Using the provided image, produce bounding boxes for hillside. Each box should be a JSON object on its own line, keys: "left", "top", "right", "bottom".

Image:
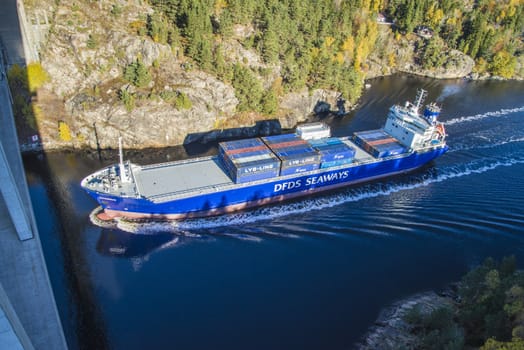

{"left": 15, "top": 0, "right": 524, "bottom": 150}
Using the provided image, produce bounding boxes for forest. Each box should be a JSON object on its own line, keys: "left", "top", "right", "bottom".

{"left": 138, "top": 0, "right": 523, "bottom": 114}
{"left": 404, "top": 256, "right": 524, "bottom": 349}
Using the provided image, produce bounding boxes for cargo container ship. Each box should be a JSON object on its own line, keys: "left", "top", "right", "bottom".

{"left": 81, "top": 90, "right": 448, "bottom": 221}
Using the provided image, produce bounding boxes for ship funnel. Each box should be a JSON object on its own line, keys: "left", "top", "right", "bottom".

{"left": 423, "top": 103, "right": 441, "bottom": 124}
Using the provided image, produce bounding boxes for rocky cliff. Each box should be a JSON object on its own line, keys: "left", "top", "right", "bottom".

{"left": 26, "top": 1, "right": 477, "bottom": 151}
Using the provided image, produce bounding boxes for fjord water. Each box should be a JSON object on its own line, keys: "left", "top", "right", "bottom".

{"left": 25, "top": 75, "right": 524, "bottom": 350}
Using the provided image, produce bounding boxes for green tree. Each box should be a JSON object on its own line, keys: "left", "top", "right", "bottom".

{"left": 260, "top": 88, "right": 278, "bottom": 115}
{"left": 481, "top": 337, "right": 524, "bottom": 350}
{"left": 147, "top": 13, "right": 169, "bottom": 43}
{"left": 421, "top": 36, "right": 446, "bottom": 69}
{"left": 490, "top": 51, "right": 516, "bottom": 78}
{"left": 261, "top": 26, "right": 279, "bottom": 64}
{"left": 124, "top": 59, "right": 151, "bottom": 88}
{"left": 231, "top": 64, "right": 263, "bottom": 112}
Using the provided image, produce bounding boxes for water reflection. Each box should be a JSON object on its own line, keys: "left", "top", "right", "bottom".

{"left": 96, "top": 229, "right": 181, "bottom": 260}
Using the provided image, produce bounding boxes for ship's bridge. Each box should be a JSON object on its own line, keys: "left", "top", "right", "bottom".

{"left": 383, "top": 91, "right": 445, "bottom": 150}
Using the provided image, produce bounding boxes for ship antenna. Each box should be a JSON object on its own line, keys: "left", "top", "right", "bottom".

{"left": 414, "top": 89, "right": 427, "bottom": 111}
{"left": 118, "top": 137, "right": 129, "bottom": 183}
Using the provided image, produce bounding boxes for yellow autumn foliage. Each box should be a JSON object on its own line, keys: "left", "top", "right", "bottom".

{"left": 58, "top": 121, "right": 72, "bottom": 142}
{"left": 27, "top": 62, "right": 49, "bottom": 93}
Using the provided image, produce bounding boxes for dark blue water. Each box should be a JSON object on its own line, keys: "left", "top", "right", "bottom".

{"left": 24, "top": 75, "right": 524, "bottom": 350}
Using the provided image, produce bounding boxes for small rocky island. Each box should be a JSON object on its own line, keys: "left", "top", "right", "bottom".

{"left": 358, "top": 257, "right": 524, "bottom": 349}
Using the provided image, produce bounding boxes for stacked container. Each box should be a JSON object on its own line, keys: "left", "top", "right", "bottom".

{"left": 309, "top": 138, "right": 356, "bottom": 168}
{"left": 353, "top": 129, "right": 406, "bottom": 158}
{"left": 262, "top": 134, "right": 321, "bottom": 176}
{"left": 218, "top": 138, "right": 281, "bottom": 183}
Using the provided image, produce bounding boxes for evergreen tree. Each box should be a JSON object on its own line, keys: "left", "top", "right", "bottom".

{"left": 231, "top": 64, "right": 263, "bottom": 112}
{"left": 124, "top": 58, "right": 151, "bottom": 88}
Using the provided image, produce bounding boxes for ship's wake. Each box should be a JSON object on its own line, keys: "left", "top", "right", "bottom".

{"left": 444, "top": 105, "right": 524, "bottom": 126}
{"left": 449, "top": 135, "right": 524, "bottom": 153}
{"left": 91, "top": 152, "right": 524, "bottom": 234}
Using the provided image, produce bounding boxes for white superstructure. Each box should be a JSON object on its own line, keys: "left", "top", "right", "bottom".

{"left": 383, "top": 89, "right": 446, "bottom": 150}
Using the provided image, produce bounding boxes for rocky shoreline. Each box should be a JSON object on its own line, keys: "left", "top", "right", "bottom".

{"left": 356, "top": 285, "right": 459, "bottom": 349}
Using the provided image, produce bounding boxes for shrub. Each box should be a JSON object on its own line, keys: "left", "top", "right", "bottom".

{"left": 118, "top": 87, "right": 135, "bottom": 111}
{"left": 58, "top": 121, "right": 72, "bottom": 141}
{"left": 111, "top": 4, "right": 122, "bottom": 17}
{"left": 174, "top": 92, "right": 192, "bottom": 110}
{"left": 86, "top": 34, "right": 98, "bottom": 49}
{"left": 27, "top": 62, "right": 49, "bottom": 93}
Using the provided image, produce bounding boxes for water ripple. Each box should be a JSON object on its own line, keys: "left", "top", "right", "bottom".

{"left": 444, "top": 106, "right": 524, "bottom": 126}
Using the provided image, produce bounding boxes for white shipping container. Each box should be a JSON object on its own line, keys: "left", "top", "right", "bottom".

{"left": 297, "top": 123, "right": 331, "bottom": 140}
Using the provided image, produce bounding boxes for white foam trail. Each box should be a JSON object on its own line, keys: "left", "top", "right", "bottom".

{"left": 445, "top": 106, "right": 524, "bottom": 126}
{"left": 449, "top": 136, "right": 524, "bottom": 152}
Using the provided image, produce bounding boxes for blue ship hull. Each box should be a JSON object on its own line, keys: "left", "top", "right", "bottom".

{"left": 84, "top": 146, "right": 448, "bottom": 220}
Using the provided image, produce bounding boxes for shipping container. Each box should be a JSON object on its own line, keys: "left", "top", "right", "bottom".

{"left": 232, "top": 168, "right": 280, "bottom": 183}
{"left": 315, "top": 145, "right": 356, "bottom": 162}
{"left": 279, "top": 152, "right": 321, "bottom": 168}
{"left": 261, "top": 134, "right": 301, "bottom": 144}
{"left": 353, "top": 129, "right": 406, "bottom": 158}
{"left": 296, "top": 123, "right": 331, "bottom": 140}
{"left": 320, "top": 158, "right": 354, "bottom": 169}
{"left": 223, "top": 157, "right": 281, "bottom": 183}
{"left": 370, "top": 143, "right": 406, "bottom": 158}
{"left": 273, "top": 145, "right": 317, "bottom": 157}
{"left": 219, "top": 138, "right": 266, "bottom": 153}
{"left": 262, "top": 135, "right": 309, "bottom": 150}
{"left": 223, "top": 154, "right": 280, "bottom": 173}
{"left": 218, "top": 138, "right": 282, "bottom": 183}
{"left": 308, "top": 137, "right": 343, "bottom": 147}
{"left": 280, "top": 162, "right": 320, "bottom": 176}
{"left": 227, "top": 149, "right": 274, "bottom": 161}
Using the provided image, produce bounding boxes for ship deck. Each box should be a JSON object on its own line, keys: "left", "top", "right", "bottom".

{"left": 343, "top": 138, "right": 374, "bottom": 161}
{"left": 133, "top": 157, "right": 232, "bottom": 198}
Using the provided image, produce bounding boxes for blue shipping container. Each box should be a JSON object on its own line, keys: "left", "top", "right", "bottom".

{"left": 308, "top": 138, "right": 343, "bottom": 147}
{"left": 262, "top": 134, "right": 301, "bottom": 144}
{"left": 369, "top": 143, "right": 406, "bottom": 158}
{"left": 278, "top": 148, "right": 319, "bottom": 159}
{"left": 219, "top": 138, "right": 266, "bottom": 152}
{"left": 233, "top": 169, "right": 280, "bottom": 184}
{"left": 317, "top": 147, "right": 355, "bottom": 162}
{"left": 280, "top": 154, "right": 321, "bottom": 168}
{"left": 320, "top": 158, "right": 354, "bottom": 169}
{"left": 227, "top": 149, "right": 273, "bottom": 160}
{"left": 225, "top": 158, "right": 280, "bottom": 174}
{"left": 280, "top": 162, "right": 320, "bottom": 176}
